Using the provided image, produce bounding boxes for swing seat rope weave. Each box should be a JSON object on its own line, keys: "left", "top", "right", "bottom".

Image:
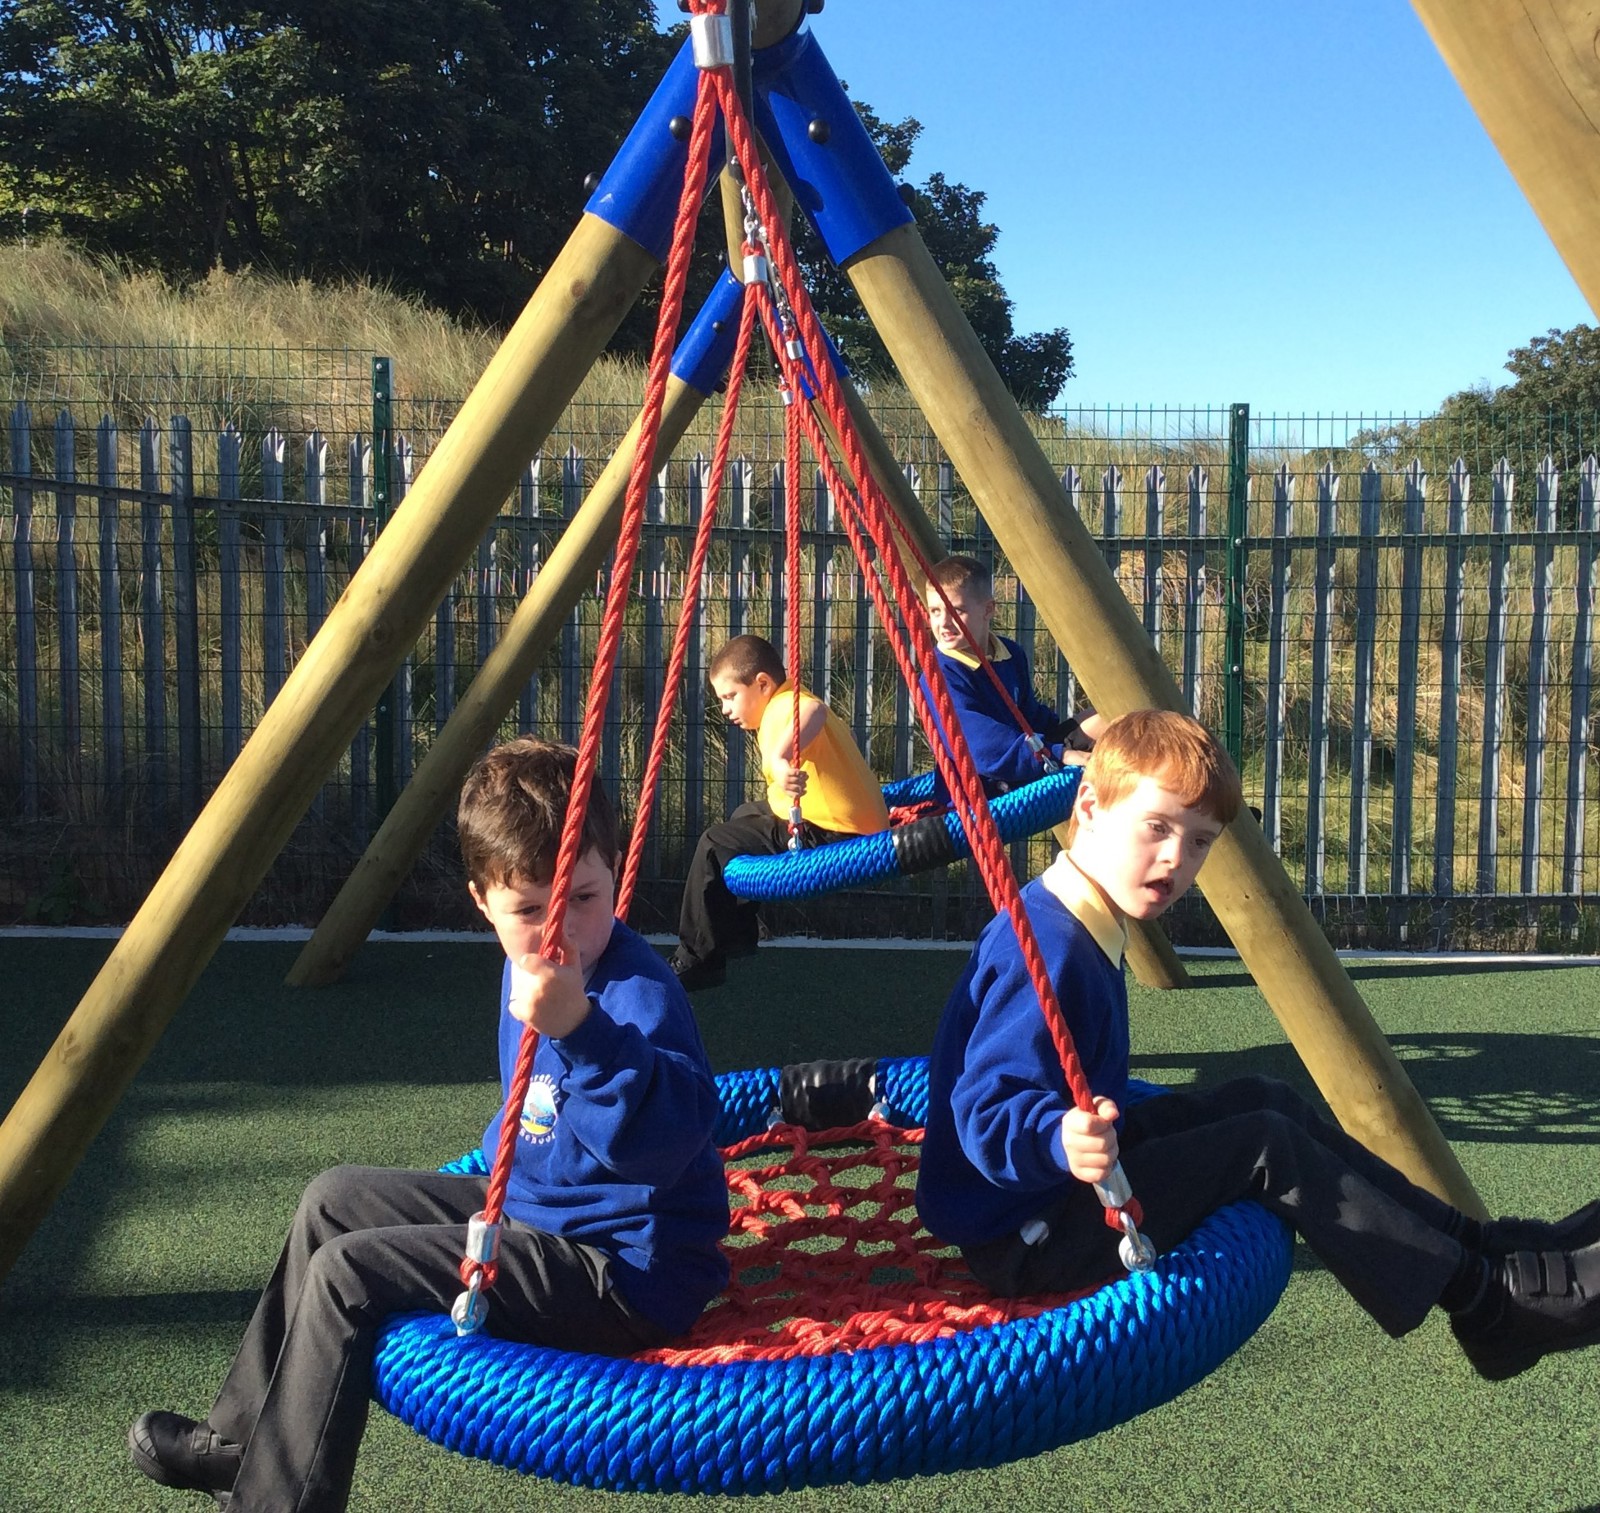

{"left": 723, "top": 766, "right": 1083, "bottom": 902}
{"left": 373, "top": 1057, "right": 1292, "bottom": 1494}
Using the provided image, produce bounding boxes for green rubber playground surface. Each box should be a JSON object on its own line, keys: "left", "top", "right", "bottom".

{"left": 1, "top": 934, "right": 1597, "bottom": 1512}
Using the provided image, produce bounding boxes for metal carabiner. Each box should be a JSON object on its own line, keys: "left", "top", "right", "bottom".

{"left": 1094, "top": 1161, "right": 1157, "bottom": 1273}
{"left": 451, "top": 1275, "right": 489, "bottom": 1337}
{"left": 1026, "top": 731, "right": 1062, "bottom": 774}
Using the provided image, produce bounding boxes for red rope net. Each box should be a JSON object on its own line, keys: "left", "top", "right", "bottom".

{"left": 639, "top": 1120, "right": 1094, "bottom": 1367}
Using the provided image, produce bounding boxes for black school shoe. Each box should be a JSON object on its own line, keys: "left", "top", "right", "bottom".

{"left": 128, "top": 1411, "right": 241, "bottom": 1506}
{"left": 1451, "top": 1246, "right": 1600, "bottom": 1381}
{"left": 1477, "top": 1199, "right": 1600, "bottom": 1256}
{"left": 669, "top": 949, "right": 726, "bottom": 992}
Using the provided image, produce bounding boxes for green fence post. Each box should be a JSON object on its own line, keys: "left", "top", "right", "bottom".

{"left": 371, "top": 357, "right": 397, "bottom": 822}
{"left": 1224, "top": 402, "right": 1249, "bottom": 768}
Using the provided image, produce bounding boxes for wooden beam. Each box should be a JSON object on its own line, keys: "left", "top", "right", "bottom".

{"left": 1410, "top": 0, "right": 1600, "bottom": 314}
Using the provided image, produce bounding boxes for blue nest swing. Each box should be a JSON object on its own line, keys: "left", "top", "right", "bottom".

{"left": 723, "top": 766, "right": 1084, "bottom": 901}
{"left": 372, "top": 1056, "right": 1293, "bottom": 1495}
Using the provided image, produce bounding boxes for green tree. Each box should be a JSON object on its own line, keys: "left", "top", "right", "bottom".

{"left": 0, "top": 1, "right": 674, "bottom": 325}
{"left": 0, "top": 8, "right": 1072, "bottom": 402}
{"left": 1354, "top": 324, "right": 1600, "bottom": 497}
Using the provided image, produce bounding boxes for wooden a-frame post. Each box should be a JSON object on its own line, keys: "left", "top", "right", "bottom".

{"left": 0, "top": 0, "right": 825, "bottom": 1277}
{"left": 1408, "top": 0, "right": 1600, "bottom": 317}
{"left": 286, "top": 270, "right": 747, "bottom": 987}
{"left": 0, "top": 213, "right": 660, "bottom": 1277}
{"left": 842, "top": 227, "right": 1483, "bottom": 1212}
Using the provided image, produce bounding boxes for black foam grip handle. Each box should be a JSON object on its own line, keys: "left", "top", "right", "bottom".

{"left": 890, "top": 813, "right": 961, "bottom": 874}
{"left": 779, "top": 1057, "right": 878, "bottom": 1130}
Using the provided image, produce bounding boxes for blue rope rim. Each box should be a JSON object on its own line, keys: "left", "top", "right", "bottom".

{"left": 723, "top": 766, "right": 1083, "bottom": 902}
{"left": 373, "top": 1059, "right": 1293, "bottom": 1494}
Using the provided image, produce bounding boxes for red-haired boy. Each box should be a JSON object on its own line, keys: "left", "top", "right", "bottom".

{"left": 918, "top": 709, "right": 1600, "bottom": 1382}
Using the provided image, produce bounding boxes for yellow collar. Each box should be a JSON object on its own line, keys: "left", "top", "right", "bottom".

{"left": 1038, "top": 851, "right": 1127, "bottom": 967}
{"left": 942, "top": 633, "right": 1011, "bottom": 672}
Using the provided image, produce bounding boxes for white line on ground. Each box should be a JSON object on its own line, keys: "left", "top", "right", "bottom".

{"left": 3, "top": 925, "right": 1597, "bottom": 967}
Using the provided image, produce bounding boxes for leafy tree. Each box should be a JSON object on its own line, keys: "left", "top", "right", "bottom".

{"left": 0, "top": 8, "right": 1072, "bottom": 404}
{"left": 0, "top": 1, "right": 675, "bottom": 325}
{"left": 1353, "top": 324, "right": 1600, "bottom": 496}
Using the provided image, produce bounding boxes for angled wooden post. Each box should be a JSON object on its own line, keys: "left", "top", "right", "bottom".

{"left": 1409, "top": 0, "right": 1600, "bottom": 316}
{"left": 845, "top": 221, "right": 1483, "bottom": 1214}
{"left": 287, "top": 273, "right": 746, "bottom": 987}
{"left": 0, "top": 214, "right": 661, "bottom": 1279}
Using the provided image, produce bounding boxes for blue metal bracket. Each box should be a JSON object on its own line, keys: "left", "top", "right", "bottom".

{"left": 751, "top": 25, "right": 913, "bottom": 267}
{"left": 586, "top": 19, "right": 912, "bottom": 272}
{"left": 671, "top": 266, "right": 748, "bottom": 394}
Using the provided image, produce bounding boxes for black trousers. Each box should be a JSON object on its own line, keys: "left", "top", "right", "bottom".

{"left": 208, "top": 1165, "right": 669, "bottom": 1512}
{"left": 676, "top": 800, "right": 848, "bottom": 968}
{"left": 962, "top": 1076, "right": 1467, "bottom": 1338}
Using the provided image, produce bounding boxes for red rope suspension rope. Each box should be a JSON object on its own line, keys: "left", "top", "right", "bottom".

{"left": 781, "top": 328, "right": 806, "bottom": 845}
{"left": 617, "top": 278, "right": 763, "bottom": 923}
{"left": 731, "top": 240, "right": 1088, "bottom": 1103}
{"left": 456, "top": 66, "right": 722, "bottom": 1317}
{"left": 710, "top": 47, "right": 1135, "bottom": 1238}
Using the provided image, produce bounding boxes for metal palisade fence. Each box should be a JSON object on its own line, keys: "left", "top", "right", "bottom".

{"left": 0, "top": 358, "right": 1597, "bottom": 950}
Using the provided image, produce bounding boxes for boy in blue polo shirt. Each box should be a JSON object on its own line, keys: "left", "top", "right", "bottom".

{"left": 918, "top": 709, "right": 1600, "bottom": 1383}
{"left": 923, "top": 554, "right": 1104, "bottom": 798}
{"left": 129, "top": 738, "right": 729, "bottom": 1510}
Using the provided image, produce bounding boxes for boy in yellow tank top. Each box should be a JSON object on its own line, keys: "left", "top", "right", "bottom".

{"left": 670, "top": 635, "right": 887, "bottom": 990}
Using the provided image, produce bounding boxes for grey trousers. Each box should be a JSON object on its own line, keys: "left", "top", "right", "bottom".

{"left": 962, "top": 1075, "right": 1468, "bottom": 1338}
{"left": 209, "top": 1164, "right": 669, "bottom": 1512}
{"left": 676, "top": 800, "right": 847, "bottom": 968}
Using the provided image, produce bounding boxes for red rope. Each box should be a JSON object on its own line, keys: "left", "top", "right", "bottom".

{"left": 465, "top": 66, "right": 721, "bottom": 1295}
{"left": 617, "top": 278, "right": 762, "bottom": 922}
{"left": 635, "top": 1120, "right": 1099, "bottom": 1366}
{"left": 782, "top": 338, "right": 805, "bottom": 843}
{"left": 752, "top": 287, "right": 1096, "bottom": 1124}
{"left": 711, "top": 59, "right": 1100, "bottom": 1122}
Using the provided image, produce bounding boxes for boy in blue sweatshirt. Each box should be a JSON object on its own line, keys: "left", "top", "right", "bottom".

{"left": 918, "top": 709, "right": 1600, "bottom": 1383}
{"left": 923, "top": 555, "right": 1105, "bottom": 799}
{"left": 129, "top": 738, "right": 729, "bottom": 1511}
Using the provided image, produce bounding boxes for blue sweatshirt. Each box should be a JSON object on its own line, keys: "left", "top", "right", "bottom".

{"left": 916, "top": 870, "right": 1129, "bottom": 1249}
{"left": 924, "top": 635, "right": 1063, "bottom": 802}
{"left": 480, "top": 920, "right": 730, "bottom": 1334}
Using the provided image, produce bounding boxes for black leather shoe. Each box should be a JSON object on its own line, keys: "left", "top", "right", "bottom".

{"left": 128, "top": 1411, "right": 241, "bottom": 1505}
{"left": 1478, "top": 1199, "right": 1600, "bottom": 1256}
{"left": 1451, "top": 1246, "right": 1600, "bottom": 1381}
{"left": 669, "top": 950, "right": 725, "bottom": 992}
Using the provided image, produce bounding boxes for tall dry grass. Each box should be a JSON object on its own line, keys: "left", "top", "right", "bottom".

{"left": 1, "top": 238, "right": 1596, "bottom": 942}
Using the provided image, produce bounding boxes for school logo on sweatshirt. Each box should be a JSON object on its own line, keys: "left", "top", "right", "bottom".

{"left": 518, "top": 1075, "right": 559, "bottom": 1142}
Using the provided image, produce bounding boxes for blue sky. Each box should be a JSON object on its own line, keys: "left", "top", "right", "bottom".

{"left": 680, "top": 2, "right": 1593, "bottom": 417}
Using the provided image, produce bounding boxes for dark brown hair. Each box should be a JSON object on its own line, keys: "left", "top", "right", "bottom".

{"left": 1082, "top": 710, "right": 1242, "bottom": 825}
{"left": 927, "top": 554, "right": 993, "bottom": 598}
{"left": 457, "top": 737, "right": 623, "bottom": 890}
{"left": 708, "top": 633, "right": 786, "bottom": 687}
